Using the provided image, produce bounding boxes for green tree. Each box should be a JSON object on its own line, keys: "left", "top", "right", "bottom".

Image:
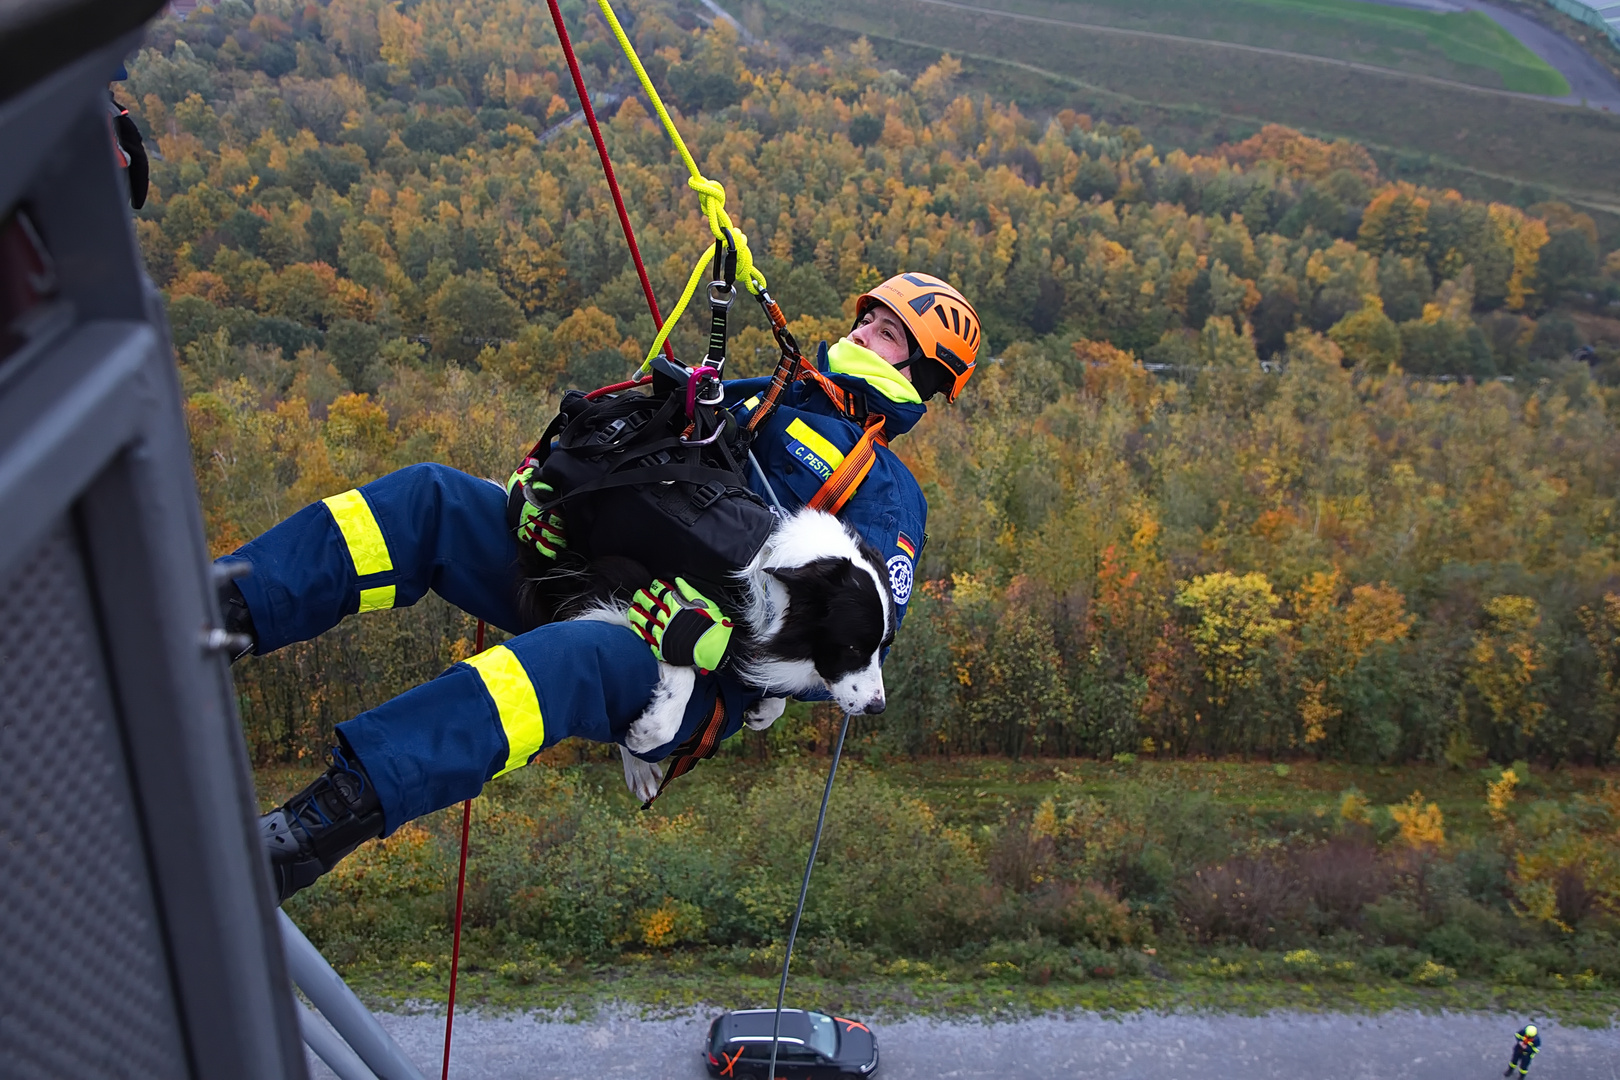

{"left": 1328, "top": 300, "right": 1401, "bottom": 371}
{"left": 427, "top": 272, "right": 524, "bottom": 364}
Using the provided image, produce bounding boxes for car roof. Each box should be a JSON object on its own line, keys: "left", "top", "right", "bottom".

{"left": 719, "top": 1009, "right": 818, "bottom": 1042}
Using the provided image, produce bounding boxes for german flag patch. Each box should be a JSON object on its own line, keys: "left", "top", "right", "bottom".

{"left": 896, "top": 531, "right": 916, "bottom": 559}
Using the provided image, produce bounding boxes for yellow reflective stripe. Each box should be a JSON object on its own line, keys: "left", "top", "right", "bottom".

{"left": 358, "top": 585, "right": 395, "bottom": 612}
{"left": 322, "top": 489, "right": 393, "bottom": 576}
{"left": 785, "top": 417, "right": 844, "bottom": 469}
{"left": 465, "top": 645, "right": 545, "bottom": 777}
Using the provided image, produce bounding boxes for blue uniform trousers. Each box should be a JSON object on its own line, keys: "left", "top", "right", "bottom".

{"left": 221, "top": 463, "right": 749, "bottom": 834}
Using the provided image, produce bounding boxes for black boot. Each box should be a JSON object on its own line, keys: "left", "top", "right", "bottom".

{"left": 260, "top": 746, "right": 383, "bottom": 903}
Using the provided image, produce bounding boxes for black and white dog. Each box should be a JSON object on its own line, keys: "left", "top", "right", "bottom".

{"left": 558, "top": 508, "right": 896, "bottom": 802}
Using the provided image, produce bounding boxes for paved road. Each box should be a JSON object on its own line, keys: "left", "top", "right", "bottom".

{"left": 305, "top": 1007, "right": 1620, "bottom": 1079}
{"left": 1371, "top": 0, "right": 1620, "bottom": 110}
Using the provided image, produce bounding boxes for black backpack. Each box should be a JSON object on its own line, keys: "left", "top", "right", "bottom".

{"left": 505, "top": 370, "right": 775, "bottom": 611}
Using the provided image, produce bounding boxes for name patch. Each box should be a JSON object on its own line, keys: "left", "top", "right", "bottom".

{"left": 785, "top": 417, "right": 845, "bottom": 482}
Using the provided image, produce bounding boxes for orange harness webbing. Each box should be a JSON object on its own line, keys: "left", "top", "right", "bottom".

{"left": 746, "top": 352, "right": 890, "bottom": 515}
{"left": 642, "top": 695, "right": 727, "bottom": 809}
{"left": 808, "top": 412, "right": 887, "bottom": 516}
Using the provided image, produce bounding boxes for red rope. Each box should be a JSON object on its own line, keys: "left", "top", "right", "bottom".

{"left": 441, "top": 618, "right": 484, "bottom": 1080}
{"left": 585, "top": 373, "right": 653, "bottom": 400}
{"left": 444, "top": 13, "right": 669, "bottom": 1071}
{"left": 544, "top": 0, "right": 674, "bottom": 362}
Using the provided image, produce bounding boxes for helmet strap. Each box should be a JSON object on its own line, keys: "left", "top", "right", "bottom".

{"left": 908, "top": 357, "right": 955, "bottom": 401}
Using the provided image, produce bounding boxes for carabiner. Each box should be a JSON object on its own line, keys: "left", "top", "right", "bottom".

{"left": 708, "top": 279, "right": 736, "bottom": 308}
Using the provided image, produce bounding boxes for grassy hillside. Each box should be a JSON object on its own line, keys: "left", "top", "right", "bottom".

{"left": 952, "top": 0, "right": 1573, "bottom": 95}
{"left": 738, "top": 0, "right": 1620, "bottom": 214}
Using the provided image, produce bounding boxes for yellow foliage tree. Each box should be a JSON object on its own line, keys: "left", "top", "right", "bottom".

{"left": 1486, "top": 768, "right": 1518, "bottom": 823}
{"left": 1358, "top": 185, "right": 1430, "bottom": 259}
{"left": 1467, "top": 595, "right": 1547, "bottom": 738}
{"left": 1488, "top": 203, "right": 1550, "bottom": 311}
{"left": 1176, "top": 571, "right": 1289, "bottom": 706}
{"left": 1390, "top": 790, "right": 1445, "bottom": 848}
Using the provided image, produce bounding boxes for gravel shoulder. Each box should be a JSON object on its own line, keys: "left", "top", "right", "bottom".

{"left": 305, "top": 1007, "right": 1620, "bottom": 1079}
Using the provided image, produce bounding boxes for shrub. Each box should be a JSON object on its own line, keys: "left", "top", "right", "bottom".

{"left": 1283, "top": 948, "right": 1324, "bottom": 973}
{"left": 1494, "top": 953, "right": 1542, "bottom": 985}
{"left": 1176, "top": 858, "right": 1305, "bottom": 947}
{"left": 799, "top": 937, "right": 879, "bottom": 980}
{"left": 1293, "top": 838, "right": 1390, "bottom": 931}
{"left": 1570, "top": 932, "right": 1620, "bottom": 980}
{"left": 1018, "top": 882, "right": 1136, "bottom": 949}
{"left": 1364, "top": 945, "right": 1425, "bottom": 978}
{"left": 1410, "top": 959, "right": 1458, "bottom": 986}
{"left": 713, "top": 764, "right": 989, "bottom": 952}
{"left": 1363, "top": 896, "right": 1426, "bottom": 946}
{"left": 1422, "top": 923, "right": 1481, "bottom": 969}
{"left": 987, "top": 818, "right": 1056, "bottom": 893}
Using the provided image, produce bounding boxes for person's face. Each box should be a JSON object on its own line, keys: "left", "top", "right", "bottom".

{"left": 848, "top": 303, "right": 913, "bottom": 376}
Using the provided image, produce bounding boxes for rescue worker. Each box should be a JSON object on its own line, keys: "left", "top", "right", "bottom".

{"left": 1504, "top": 1023, "right": 1540, "bottom": 1077}
{"left": 220, "top": 273, "right": 982, "bottom": 902}
{"left": 108, "top": 65, "right": 148, "bottom": 211}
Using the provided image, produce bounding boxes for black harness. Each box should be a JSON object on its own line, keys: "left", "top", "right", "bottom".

{"left": 504, "top": 236, "right": 775, "bottom": 610}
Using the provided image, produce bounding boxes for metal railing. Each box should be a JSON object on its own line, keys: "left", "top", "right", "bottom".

{"left": 279, "top": 911, "right": 427, "bottom": 1080}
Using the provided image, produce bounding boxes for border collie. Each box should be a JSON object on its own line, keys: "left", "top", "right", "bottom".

{"left": 558, "top": 508, "right": 895, "bottom": 801}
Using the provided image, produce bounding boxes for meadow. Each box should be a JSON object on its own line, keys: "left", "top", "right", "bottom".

{"left": 741, "top": 0, "right": 1620, "bottom": 214}
{"left": 926, "top": 0, "right": 1573, "bottom": 95}
{"left": 265, "top": 743, "right": 1620, "bottom": 1021}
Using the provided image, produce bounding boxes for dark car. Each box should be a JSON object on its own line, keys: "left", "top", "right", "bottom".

{"left": 704, "top": 1008, "right": 879, "bottom": 1078}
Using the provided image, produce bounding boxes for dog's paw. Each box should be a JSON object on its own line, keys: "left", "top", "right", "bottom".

{"left": 623, "top": 663, "right": 694, "bottom": 754}
{"left": 744, "top": 695, "right": 787, "bottom": 731}
{"left": 620, "top": 745, "right": 664, "bottom": 804}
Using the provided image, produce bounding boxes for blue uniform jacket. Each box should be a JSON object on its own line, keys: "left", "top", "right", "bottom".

{"left": 220, "top": 357, "right": 929, "bottom": 830}
{"left": 726, "top": 341, "right": 929, "bottom": 626}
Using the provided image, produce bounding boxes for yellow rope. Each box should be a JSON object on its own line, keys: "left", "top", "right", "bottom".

{"left": 591, "top": 0, "right": 768, "bottom": 370}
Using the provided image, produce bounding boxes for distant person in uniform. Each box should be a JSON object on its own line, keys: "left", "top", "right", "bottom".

{"left": 1504, "top": 1022, "right": 1540, "bottom": 1077}
{"left": 108, "top": 64, "right": 147, "bottom": 211}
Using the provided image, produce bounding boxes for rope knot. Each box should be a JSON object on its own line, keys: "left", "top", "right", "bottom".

{"left": 688, "top": 175, "right": 727, "bottom": 214}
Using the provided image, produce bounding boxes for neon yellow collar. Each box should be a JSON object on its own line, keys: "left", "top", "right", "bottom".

{"left": 826, "top": 339, "right": 922, "bottom": 404}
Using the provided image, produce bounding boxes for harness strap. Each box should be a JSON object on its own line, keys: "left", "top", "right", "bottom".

{"left": 744, "top": 337, "right": 805, "bottom": 435}
{"left": 808, "top": 413, "right": 888, "bottom": 516}
{"left": 533, "top": 461, "right": 748, "bottom": 513}
{"left": 707, "top": 236, "right": 737, "bottom": 370}
{"left": 747, "top": 337, "right": 861, "bottom": 433}
{"left": 642, "top": 695, "right": 727, "bottom": 809}
{"left": 795, "top": 365, "right": 862, "bottom": 418}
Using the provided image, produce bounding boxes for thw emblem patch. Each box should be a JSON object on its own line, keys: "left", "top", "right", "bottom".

{"left": 887, "top": 553, "right": 913, "bottom": 605}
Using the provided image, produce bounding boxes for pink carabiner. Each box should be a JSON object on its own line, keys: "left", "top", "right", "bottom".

{"left": 685, "top": 365, "right": 720, "bottom": 417}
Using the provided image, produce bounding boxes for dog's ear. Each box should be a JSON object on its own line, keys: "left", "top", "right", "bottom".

{"left": 768, "top": 557, "right": 851, "bottom": 587}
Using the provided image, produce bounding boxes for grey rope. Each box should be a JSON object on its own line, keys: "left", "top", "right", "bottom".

{"left": 749, "top": 449, "right": 784, "bottom": 511}
{"left": 767, "top": 709, "right": 852, "bottom": 1080}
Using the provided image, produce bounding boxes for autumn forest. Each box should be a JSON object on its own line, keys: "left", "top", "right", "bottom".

{"left": 123, "top": 0, "right": 1620, "bottom": 775}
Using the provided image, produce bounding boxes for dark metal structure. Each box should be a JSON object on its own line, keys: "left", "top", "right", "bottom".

{"left": 0, "top": 3, "right": 309, "bottom": 1076}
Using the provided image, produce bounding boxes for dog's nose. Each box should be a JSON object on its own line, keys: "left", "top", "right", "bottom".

{"left": 864, "top": 696, "right": 886, "bottom": 715}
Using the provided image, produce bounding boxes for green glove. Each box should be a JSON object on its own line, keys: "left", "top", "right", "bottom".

{"left": 628, "top": 577, "right": 734, "bottom": 673}
{"left": 507, "top": 458, "right": 566, "bottom": 559}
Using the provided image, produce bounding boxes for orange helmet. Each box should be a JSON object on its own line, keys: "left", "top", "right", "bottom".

{"left": 854, "top": 272, "right": 981, "bottom": 402}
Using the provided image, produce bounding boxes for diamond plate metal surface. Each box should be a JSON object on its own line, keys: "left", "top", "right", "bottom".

{"left": 0, "top": 520, "right": 189, "bottom": 1079}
